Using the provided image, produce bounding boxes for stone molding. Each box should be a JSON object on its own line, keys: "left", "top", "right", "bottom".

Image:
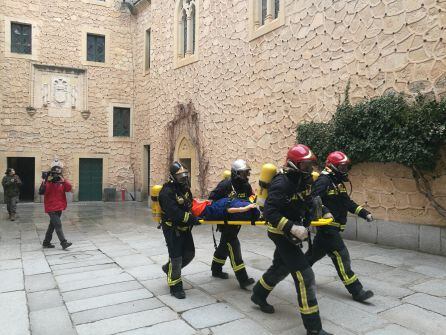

{"left": 31, "top": 64, "right": 88, "bottom": 117}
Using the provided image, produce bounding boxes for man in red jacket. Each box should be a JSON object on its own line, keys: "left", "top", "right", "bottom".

{"left": 39, "top": 165, "right": 73, "bottom": 250}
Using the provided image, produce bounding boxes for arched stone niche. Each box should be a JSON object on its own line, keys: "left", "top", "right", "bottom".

{"left": 174, "top": 134, "right": 198, "bottom": 194}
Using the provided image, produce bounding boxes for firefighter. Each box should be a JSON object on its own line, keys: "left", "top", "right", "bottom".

{"left": 210, "top": 159, "right": 255, "bottom": 289}
{"left": 159, "top": 162, "right": 200, "bottom": 299}
{"left": 306, "top": 151, "right": 374, "bottom": 302}
{"left": 251, "top": 145, "right": 332, "bottom": 335}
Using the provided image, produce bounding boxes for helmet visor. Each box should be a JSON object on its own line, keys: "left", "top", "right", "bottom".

{"left": 337, "top": 163, "right": 350, "bottom": 174}
{"left": 297, "top": 161, "right": 315, "bottom": 174}
{"left": 175, "top": 171, "right": 190, "bottom": 185}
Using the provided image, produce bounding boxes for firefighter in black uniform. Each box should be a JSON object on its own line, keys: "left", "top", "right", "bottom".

{"left": 251, "top": 145, "right": 332, "bottom": 335}
{"left": 306, "top": 151, "right": 374, "bottom": 302}
{"left": 159, "top": 162, "right": 200, "bottom": 299}
{"left": 210, "top": 159, "right": 255, "bottom": 289}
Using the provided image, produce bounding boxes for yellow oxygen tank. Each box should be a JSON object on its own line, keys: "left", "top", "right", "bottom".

{"left": 150, "top": 185, "right": 163, "bottom": 224}
{"left": 222, "top": 170, "right": 231, "bottom": 180}
{"left": 311, "top": 171, "right": 320, "bottom": 182}
{"left": 257, "top": 163, "right": 277, "bottom": 209}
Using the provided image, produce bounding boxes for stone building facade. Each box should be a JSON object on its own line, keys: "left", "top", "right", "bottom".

{"left": 1, "top": 0, "right": 446, "bottom": 246}
{"left": 0, "top": 0, "right": 136, "bottom": 201}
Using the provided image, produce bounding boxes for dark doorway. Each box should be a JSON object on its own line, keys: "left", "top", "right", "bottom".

{"left": 7, "top": 157, "right": 35, "bottom": 202}
{"left": 79, "top": 158, "right": 103, "bottom": 201}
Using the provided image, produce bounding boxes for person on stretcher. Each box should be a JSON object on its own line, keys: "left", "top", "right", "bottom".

{"left": 191, "top": 197, "right": 261, "bottom": 221}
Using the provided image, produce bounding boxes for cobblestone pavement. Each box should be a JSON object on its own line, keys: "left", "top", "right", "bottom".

{"left": 1, "top": 202, "right": 446, "bottom": 335}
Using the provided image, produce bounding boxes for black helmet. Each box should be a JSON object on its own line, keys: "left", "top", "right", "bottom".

{"left": 169, "top": 161, "right": 190, "bottom": 186}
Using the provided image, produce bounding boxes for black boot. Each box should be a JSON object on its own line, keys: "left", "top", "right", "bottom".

{"left": 239, "top": 277, "right": 255, "bottom": 289}
{"left": 212, "top": 270, "right": 229, "bottom": 279}
{"left": 170, "top": 286, "right": 186, "bottom": 299}
{"left": 352, "top": 289, "right": 374, "bottom": 302}
{"left": 251, "top": 292, "right": 275, "bottom": 313}
{"left": 42, "top": 242, "right": 55, "bottom": 248}
{"left": 162, "top": 263, "right": 168, "bottom": 275}
{"left": 251, "top": 281, "right": 275, "bottom": 313}
{"left": 61, "top": 241, "right": 72, "bottom": 250}
{"left": 307, "top": 329, "right": 333, "bottom": 335}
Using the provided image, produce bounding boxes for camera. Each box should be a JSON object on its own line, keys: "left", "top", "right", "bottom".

{"left": 42, "top": 170, "right": 62, "bottom": 183}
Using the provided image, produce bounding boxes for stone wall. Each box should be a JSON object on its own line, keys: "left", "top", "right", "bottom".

{"left": 2, "top": 0, "right": 446, "bottom": 227}
{"left": 0, "top": 0, "right": 136, "bottom": 199}
{"left": 133, "top": 0, "right": 446, "bottom": 226}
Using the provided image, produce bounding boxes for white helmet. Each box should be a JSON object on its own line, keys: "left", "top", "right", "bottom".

{"left": 51, "top": 158, "right": 63, "bottom": 169}
{"left": 231, "top": 159, "right": 251, "bottom": 182}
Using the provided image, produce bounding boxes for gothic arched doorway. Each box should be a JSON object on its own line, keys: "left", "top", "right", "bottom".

{"left": 174, "top": 135, "right": 198, "bottom": 194}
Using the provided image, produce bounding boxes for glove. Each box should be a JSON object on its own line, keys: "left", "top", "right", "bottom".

{"left": 366, "top": 214, "right": 373, "bottom": 222}
{"left": 323, "top": 212, "right": 333, "bottom": 219}
{"left": 290, "top": 225, "right": 308, "bottom": 240}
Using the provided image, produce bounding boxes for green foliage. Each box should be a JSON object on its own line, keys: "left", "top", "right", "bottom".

{"left": 297, "top": 92, "right": 446, "bottom": 171}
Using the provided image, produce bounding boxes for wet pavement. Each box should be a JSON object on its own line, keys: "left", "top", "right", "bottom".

{"left": 1, "top": 202, "right": 446, "bottom": 335}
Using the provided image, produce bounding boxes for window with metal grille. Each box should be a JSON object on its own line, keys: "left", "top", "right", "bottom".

{"left": 11, "top": 22, "right": 32, "bottom": 54}
{"left": 87, "top": 33, "right": 105, "bottom": 62}
{"left": 113, "top": 107, "right": 131, "bottom": 137}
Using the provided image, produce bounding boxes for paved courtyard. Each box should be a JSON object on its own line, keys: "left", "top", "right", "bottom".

{"left": 1, "top": 202, "right": 446, "bottom": 335}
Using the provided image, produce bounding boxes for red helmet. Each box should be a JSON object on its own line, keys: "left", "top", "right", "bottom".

{"left": 286, "top": 144, "right": 317, "bottom": 174}
{"left": 326, "top": 151, "right": 351, "bottom": 174}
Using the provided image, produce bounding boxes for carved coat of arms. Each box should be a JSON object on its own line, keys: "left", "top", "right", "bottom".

{"left": 53, "top": 78, "right": 69, "bottom": 104}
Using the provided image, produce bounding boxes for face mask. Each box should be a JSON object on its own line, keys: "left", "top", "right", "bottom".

{"left": 337, "top": 163, "right": 350, "bottom": 174}
{"left": 175, "top": 171, "right": 190, "bottom": 187}
{"left": 235, "top": 170, "right": 250, "bottom": 182}
{"left": 297, "top": 161, "right": 314, "bottom": 174}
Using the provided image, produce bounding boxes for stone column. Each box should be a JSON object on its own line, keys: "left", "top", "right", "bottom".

{"left": 186, "top": 9, "right": 194, "bottom": 55}
{"left": 178, "top": 15, "right": 185, "bottom": 58}
{"left": 266, "top": 0, "right": 273, "bottom": 23}
{"left": 254, "top": 0, "right": 260, "bottom": 29}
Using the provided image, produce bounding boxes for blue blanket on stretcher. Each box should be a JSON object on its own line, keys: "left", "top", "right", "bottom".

{"left": 201, "top": 198, "right": 261, "bottom": 221}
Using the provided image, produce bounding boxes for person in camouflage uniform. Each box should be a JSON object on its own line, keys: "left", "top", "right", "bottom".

{"left": 2, "top": 168, "right": 22, "bottom": 221}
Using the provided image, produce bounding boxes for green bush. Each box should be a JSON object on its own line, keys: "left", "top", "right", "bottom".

{"left": 297, "top": 92, "right": 446, "bottom": 171}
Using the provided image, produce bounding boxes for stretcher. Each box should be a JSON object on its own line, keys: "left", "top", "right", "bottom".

{"left": 197, "top": 218, "right": 333, "bottom": 227}
{"left": 151, "top": 163, "right": 332, "bottom": 228}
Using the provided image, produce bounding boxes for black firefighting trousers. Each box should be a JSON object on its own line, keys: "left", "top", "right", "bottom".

{"left": 253, "top": 232, "right": 322, "bottom": 333}
{"left": 211, "top": 225, "right": 249, "bottom": 283}
{"left": 162, "top": 225, "right": 195, "bottom": 291}
{"left": 306, "top": 227, "right": 363, "bottom": 295}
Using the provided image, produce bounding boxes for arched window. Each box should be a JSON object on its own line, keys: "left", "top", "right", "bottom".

{"left": 174, "top": 0, "right": 199, "bottom": 68}
{"left": 249, "top": 0, "right": 285, "bottom": 40}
